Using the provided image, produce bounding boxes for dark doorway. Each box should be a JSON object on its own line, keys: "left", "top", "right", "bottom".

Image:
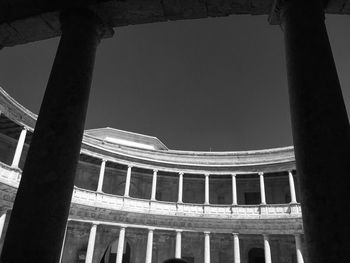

{"left": 100, "top": 241, "right": 131, "bottom": 263}
{"left": 248, "top": 248, "right": 265, "bottom": 263}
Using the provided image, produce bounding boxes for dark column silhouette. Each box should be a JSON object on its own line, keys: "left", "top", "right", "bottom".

{"left": 0, "top": 9, "right": 110, "bottom": 263}
{"left": 281, "top": 0, "right": 350, "bottom": 262}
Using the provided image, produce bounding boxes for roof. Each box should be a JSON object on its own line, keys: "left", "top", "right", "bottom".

{"left": 85, "top": 127, "right": 168, "bottom": 151}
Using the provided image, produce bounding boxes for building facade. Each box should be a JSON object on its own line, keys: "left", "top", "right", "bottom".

{"left": 0, "top": 87, "right": 305, "bottom": 263}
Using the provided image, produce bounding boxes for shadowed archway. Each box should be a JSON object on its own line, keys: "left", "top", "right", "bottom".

{"left": 100, "top": 240, "right": 131, "bottom": 263}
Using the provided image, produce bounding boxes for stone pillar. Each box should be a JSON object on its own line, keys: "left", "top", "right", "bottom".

{"left": 0, "top": 9, "right": 110, "bottom": 263}
{"left": 145, "top": 229, "right": 154, "bottom": 263}
{"left": 277, "top": 0, "right": 350, "bottom": 261}
{"left": 86, "top": 224, "right": 98, "bottom": 263}
{"left": 151, "top": 169, "right": 158, "bottom": 200}
{"left": 288, "top": 171, "right": 297, "bottom": 203}
{"left": 97, "top": 159, "right": 106, "bottom": 192}
{"left": 233, "top": 233, "right": 240, "bottom": 263}
{"left": 232, "top": 173, "right": 238, "bottom": 205}
{"left": 259, "top": 172, "right": 266, "bottom": 205}
{"left": 175, "top": 230, "right": 182, "bottom": 258}
{"left": 116, "top": 227, "right": 126, "bottom": 263}
{"left": 177, "top": 172, "right": 183, "bottom": 203}
{"left": 59, "top": 222, "right": 68, "bottom": 263}
{"left": 0, "top": 212, "right": 6, "bottom": 240}
{"left": 204, "top": 174, "right": 210, "bottom": 205}
{"left": 11, "top": 127, "right": 27, "bottom": 167}
{"left": 295, "top": 234, "right": 304, "bottom": 263}
{"left": 124, "top": 166, "right": 132, "bottom": 197}
{"left": 263, "top": 234, "right": 272, "bottom": 263}
{"left": 204, "top": 231, "right": 210, "bottom": 263}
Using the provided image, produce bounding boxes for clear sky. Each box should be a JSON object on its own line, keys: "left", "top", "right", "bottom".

{"left": 1, "top": 14, "right": 350, "bottom": 151}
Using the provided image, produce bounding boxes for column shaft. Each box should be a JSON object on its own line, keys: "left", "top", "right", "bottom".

{"left": 175, "top": 230, "right": 182, "bottom": 258}
{"left": 259, "top": 173, "right": 266, "bottom": 205}
{"left": 233, "top": 233, "right": 240, "bottom": 263}
{"left": 280, "top": 0, "right": 350, "bottom": 261}
{"left": 288, "top": 171, "right": 297, "bottom": 203}
{"left": 11, "top": 127, "right": 27, "bottom": 167}
{"left": 97, "top": 159, "right": 106, "bottom": 192}
{"left": 0, "top": 9, "right": 108, "bottom": 263}
{"left": 232, "top": 174, "right": 237, "bottom": 205}
{"left": 204, "top": 174, "right": 210, "bottom": 204}
{"left": 116, "top": 227, "right": 126, "bottom": 263}
{"left": 85, "top": 224, "right": 97, "bottom": 263}
{"left": 295, "top": 235, "right": 304, "bottom": 263}
{"left": 151, "top": 170, "right": 158, "bottom": 200}
{"left": 177, "top": 172, "right": 183, "bottom": 203}
{"left": 263, "top": 235, "right": 272, "bottom": 263}
{"left": 124, "top": 166, "right": 132, "bottom": 197}
{"left": 0, "top": 212, "right": 6, "bottom": 240}
{"left": 204, "top": 232, "right": 210, "bottom": 263}
{"left": 145, "top": 229, "right": 154, "bottom": 263}
{"left": 59, "top": 222, "right": 68, "bottom": 263}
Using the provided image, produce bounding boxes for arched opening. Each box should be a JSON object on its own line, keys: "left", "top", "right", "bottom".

{"left": 100, "top": 240, "right": 131, "bottom": 263}
{"left": 248, "top": 248, "right": 265, "bottom": 263}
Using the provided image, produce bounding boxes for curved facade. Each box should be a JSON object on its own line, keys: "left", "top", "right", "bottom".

{"left": 0, "top": 87, "right": 305, "bottom": 263}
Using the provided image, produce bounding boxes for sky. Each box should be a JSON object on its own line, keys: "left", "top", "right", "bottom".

{"left": 1, "top": 14, "right": 350, "bottom": 151}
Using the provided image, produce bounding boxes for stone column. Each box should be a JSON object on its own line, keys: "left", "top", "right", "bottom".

{"left": 0, "top": 9, "right": 110, "bottom": 263}
{"left": 11, "top": 127, "right": 27, "bottom": 167}
{"left": 116, "top": 227, "right": 126, "bottom": 263}
{"left": 232, "top": 173, "right": 238, "bottom": 205}
{"left": 204, "top": 231, "right": 210, "bottom": 263}
{"left": 97, "top": 159, "right": 106, "bottom": 192}
{"left": 177, "top": 172, "right": 183, "bottom": 203}
{"left": 145, "top": 228, "right": 154, "bottom": 263}
{"left": 288, "top": 171, "right": 297, "bottom": 203}
{"left": 151, "top": 169, "right": 158, "bottom": 200}
{"left": 295, "top": 234, "right": 304, "bottom": 263}
{"left": 204, "top": 174, "right": 210, "bottom": 205}
{"left": 277, "top": 0, "right": 350, "bottom": 261}
{"left": 0, "top": 212, "right": 6, "bottom": 240}
{"left": 86, "top": 224, "right": 98, "bottom": 263}
{"left": 259, "top": 172, "right": 266, "bottom": 205}
{"left": 233, "top": 233, "right": 240, "bottom": 263}
{"left": 175, "top": 230, "right": 182, "bottom": 258}
{"left": 59, "top": 222, "right": 68, "bottom": 263}
{"left": 124, "top": 166, "right": 132, "bottom": 197}
{"left": 263, "top": 234, "right": 272, "bottom": 263}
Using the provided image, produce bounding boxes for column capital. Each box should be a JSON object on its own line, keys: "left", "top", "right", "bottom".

{"left": 179, "top": 172, "right": 184, "bottom": 176}
{"left": 203, "top": 231, "right": 210, "bottom": 235}
{"left": 101, "top": 158, "right": 107, "bottom": 163}
{"left": 60, "top": 8, "right": 114, "bottom": 40}
{"left": 231, "top": 173, "right": 237, "bottom": 177}
{"left": 258, "top": 172, "right": 264, "bottom": 176}
{"left": 232, "top": 232, "right": 239, "bottom": 236}
{"left": 153, "top": 169, "right": 158, "bottom": 173}
{"left": 148, "top": 228, "right": 155, "bottom": 232}
{"left": 175, "top": 229, "right": 183, "bottom": 233}
{"left": 119, "top": 225, "right": 127, "bottom": 230}
{"left": 127, "top": 165, "right": 133, "bottom": 169}
{"left": 204, "top": 173, "right": 210, "bottom": 177}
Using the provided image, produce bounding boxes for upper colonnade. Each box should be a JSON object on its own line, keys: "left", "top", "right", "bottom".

{"left": 0, "top": 87, "right": 295, "bottom": 174}
{"left": 0, "top": 0, "right": 350, "bottom": 48}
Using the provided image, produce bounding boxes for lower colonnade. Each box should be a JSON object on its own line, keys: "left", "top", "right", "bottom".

{"left": 57, "top": 219, "right": 305, "bottom": 263}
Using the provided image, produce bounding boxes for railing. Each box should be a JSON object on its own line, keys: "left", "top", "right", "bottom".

{"left": 0, "top": 161, "right": 302, "bottom": 220}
